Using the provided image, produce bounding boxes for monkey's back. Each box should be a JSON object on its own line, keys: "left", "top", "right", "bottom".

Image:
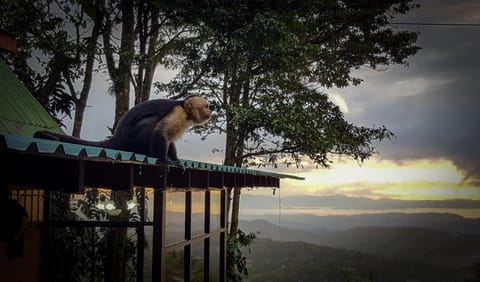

{"left": 106, "top": 99, "right": 184, "bottom": 155}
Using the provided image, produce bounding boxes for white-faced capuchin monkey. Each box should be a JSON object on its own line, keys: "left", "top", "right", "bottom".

{"left": 34, "top": 96, "right": 212, "bottom": 167}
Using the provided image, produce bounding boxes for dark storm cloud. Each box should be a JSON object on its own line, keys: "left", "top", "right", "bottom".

{"left": 336, "top": 0, "right": 480, "bottom": 184}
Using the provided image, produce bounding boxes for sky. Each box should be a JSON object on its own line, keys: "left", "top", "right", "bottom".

{"left": 63, "top": 0, "right": 480, "bottom": 202}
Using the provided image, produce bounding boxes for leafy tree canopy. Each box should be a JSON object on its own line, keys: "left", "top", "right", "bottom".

{"left": 159, "top": 0, "right": 419, "bottom": 168}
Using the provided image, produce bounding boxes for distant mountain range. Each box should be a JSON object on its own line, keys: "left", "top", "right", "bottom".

{"left": 240, "top": 219, "right": 480, "bottom": 266}
{"left": 240, "top": 194, "right": 480, "bottom": 210}
{"left": 241, "top": 212, "right": 480, "bottom": 233}
{"left": 239, "top": 214, "right": 480, "bottom": 281}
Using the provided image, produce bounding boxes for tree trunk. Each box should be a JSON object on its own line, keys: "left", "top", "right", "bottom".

{"left": 140, "top": 57, "right": 157, "bottom": 102}
{"left": 104, "top": 191, "right": 130, "bottom": 282}
{"left": 224, "top": 56, "right": 245, "bottom": 234}
{"left": 224, "top": 102, "right": 237, "bottom": 233}
{"left": 229, "top": 187, "right": 241, "bottom": 234}
{"left": 99, "top": 2, "right": 134, "bottom": 280}
{"left": 72, "top": 1, "right": 104, "bottom": 137}
{"left": 114, "top": 0, "right": 135, "bottom": 128}
{"left": 135, "top": 5, "right": 159, "bottom": 104}
{"left": 228, "top": 62, "right": 251, "bottom": 235}
{"left": 103, "top": 0, "right": 135, "bottom": 130}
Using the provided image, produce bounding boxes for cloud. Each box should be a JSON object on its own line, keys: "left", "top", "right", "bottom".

{"left": 331, "top": 0, "right": 480, "bottom": 185}
{"left": 328, "top": 93, "right": 349, "bottom": 113}
{"left": 293, "top": 180, "right": 480, "bottom": 201}
{"left": 277, "top": 158, "right": 478, "bottom": 200}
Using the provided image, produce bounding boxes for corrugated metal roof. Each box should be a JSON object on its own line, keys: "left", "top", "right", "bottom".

{"left": 0, "top": 59, "right": 303, "bottom": 181}
{"left": 0, "top": 134, "right": 304, "bottom": 180}
{"left": 0, "top": 60, "right": 63, "bottom": 136}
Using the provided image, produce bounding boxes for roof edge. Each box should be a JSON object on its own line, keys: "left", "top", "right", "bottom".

{"left": 1, "top": 134, "right": 304, "bottom": 181}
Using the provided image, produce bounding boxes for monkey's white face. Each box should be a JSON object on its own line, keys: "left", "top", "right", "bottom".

{"left": 184, "top": 96, "right": 212, "bottom": 125}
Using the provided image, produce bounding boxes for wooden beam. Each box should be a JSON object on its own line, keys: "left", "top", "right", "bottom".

{"left": 0, "top": 30, "right": 16, "bottom": 53}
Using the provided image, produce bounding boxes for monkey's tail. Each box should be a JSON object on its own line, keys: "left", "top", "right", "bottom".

{"left": 33, "top": 131, "right": 107, "bottom": 147}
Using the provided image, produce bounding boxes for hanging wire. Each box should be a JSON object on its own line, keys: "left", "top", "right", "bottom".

{"left": 278, "top": 187, "right": 282, "bottom": 226}
{"left": 391, "top": 22, "right": 480, "bottom": 27}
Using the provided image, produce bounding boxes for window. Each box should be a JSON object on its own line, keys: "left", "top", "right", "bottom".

{"left": 10, "top": 188, "right": 44, "bottom": 223}
{"left": 9, "top": 186, "right": 226, "bottom": 281}
{"left": 164, "top": 188, "right": 226, "bottom": 281}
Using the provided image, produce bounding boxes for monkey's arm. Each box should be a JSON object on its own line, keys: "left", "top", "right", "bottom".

{"left": 167, "top": 143, "right": 184, "bottom": 168}
{"left": 150, "top": 128, "right": 169, "bottom": 162}
{"left": 150, "top": 130, "right": 184, "bottom": 170}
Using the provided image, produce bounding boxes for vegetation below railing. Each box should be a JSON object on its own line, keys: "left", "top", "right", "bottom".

{"left": 244, "top": 238, "right": 480, "bottom": 282}
{"left": 227, "top": 229, "right": 258, "bottom": 282}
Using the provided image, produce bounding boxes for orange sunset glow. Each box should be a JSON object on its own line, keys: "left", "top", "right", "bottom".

{"left": 279, "top": 158, "right": 480, "bottom": 201}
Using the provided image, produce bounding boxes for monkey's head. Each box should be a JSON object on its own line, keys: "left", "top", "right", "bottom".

{"left": 184, "top": 96, "right": 212, "bottom": 125}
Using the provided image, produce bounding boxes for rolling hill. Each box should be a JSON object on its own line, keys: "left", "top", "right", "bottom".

{"left": 241, "top": 212, "right": 480, "bottom": 233}
{"left": 244, "top": 239, "right": 475, "bottom": 282}
{"left": 240, "top": 216, "right": 480, "bottom": 269}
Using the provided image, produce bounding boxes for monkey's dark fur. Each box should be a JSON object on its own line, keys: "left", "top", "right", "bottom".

{"left": 34, "top": 96, "right": 211, "bottom": 165}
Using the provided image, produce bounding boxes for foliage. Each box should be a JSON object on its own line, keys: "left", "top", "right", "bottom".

{"left": 47, "top": 189, "right": 141, "bottom": 282}
{"left": 245, "top": 238, "right": 465, "bottom": 282}
{"left": 235, "top": 87, "right": 394, "bottom": 168}
{"left": 226, "top": 229, "right": 258, "bottom": 281}
{"left": 159, "top": 0, "right": 419, "bottom": 168}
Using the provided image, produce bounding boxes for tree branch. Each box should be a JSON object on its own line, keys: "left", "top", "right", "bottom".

{"left": 241, "top": 146, "right": 300, "bottom": 160}
{"left": 102, "top": 16, "right": 118, "bottom": 84}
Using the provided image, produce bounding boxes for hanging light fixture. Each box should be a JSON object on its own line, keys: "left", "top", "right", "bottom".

{"left": 104, "top": 200, "right": 122, "bottom": 216}
{"left": 126, "top": 200, "right": 137, "bottom": 210}
{"left": 96, "top": 200, "right": 106, "bottom": 210}
{"left": 105, "top": 200, "right": 116, "bottom": 210}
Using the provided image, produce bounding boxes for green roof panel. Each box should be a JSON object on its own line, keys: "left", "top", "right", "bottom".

{"left": 0, "top": 60, "right": 63, "bottom": 136}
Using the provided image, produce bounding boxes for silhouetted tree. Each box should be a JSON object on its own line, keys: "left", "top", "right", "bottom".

{"left": 159, "top": 1, "right": 420, "bottom": 278}
{"left": 159, "top": 0, "right": 419, "bottom": 235}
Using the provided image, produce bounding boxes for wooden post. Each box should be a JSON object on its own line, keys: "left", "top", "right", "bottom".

{"left": 152, "top": 168, "right": 167, "bottom": 282}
